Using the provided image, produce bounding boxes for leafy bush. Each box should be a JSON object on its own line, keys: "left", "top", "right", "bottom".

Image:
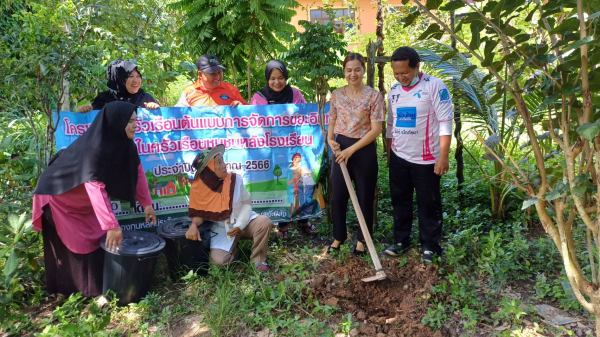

{"left": 0, "top": 213, "right": 42, "bottom": 324}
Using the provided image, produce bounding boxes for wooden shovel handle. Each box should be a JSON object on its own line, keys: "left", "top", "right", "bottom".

{"left": 337, "top": 156, "right": 384, "bottom": 272}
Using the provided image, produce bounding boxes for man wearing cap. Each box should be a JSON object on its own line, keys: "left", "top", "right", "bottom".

{"left": 175, "top": 54, "right": 247, "bottom": 107}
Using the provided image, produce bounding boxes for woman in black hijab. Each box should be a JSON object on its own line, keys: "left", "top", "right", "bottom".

{"left": 249, "top": 60, "right": 306, "bottom": 105}
{"left": 32, "top": 101, "right": 157, "bottom": 297}
{"left": 76, "top": 60, "right": 160, "bottom": 113}
{"left": 249, "top": 60, "right": 316, "bottom": 240}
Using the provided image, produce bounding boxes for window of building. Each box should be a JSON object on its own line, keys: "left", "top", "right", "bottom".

{"left": 310, "top": 8, "right": 355, "bottom": 33}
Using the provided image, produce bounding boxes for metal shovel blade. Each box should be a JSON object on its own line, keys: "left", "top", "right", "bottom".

{"left": 361, "top": 270, "right": 387, "bottom": 283}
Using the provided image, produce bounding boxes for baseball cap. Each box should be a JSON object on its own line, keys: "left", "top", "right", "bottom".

{"left": 196, "top": 54, "right": 227, "bottom": 74}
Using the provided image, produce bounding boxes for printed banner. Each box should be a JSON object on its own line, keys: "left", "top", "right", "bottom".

{"left": 54, "top": 104, "right": 330, "bottom": 231}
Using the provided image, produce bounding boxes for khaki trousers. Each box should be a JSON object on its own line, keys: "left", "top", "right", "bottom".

{"left": 210, "top": 215, "right": 272, "bottom": 266}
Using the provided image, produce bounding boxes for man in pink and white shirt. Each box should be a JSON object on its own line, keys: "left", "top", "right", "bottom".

{"left": 384, "top": 46, "right": 453, "bottom": 263}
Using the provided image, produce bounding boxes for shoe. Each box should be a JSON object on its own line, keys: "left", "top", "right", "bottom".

{"left": 352, "top": 240, "right": 367, "bottom": 256}
{"left": 299, "top": 220, "right": 318, "bottom": 236}
{"left": 275, "top": 224, "right": 290, "bottom": 240}
{"left": 422, "top": 250, "right": 445, "bottom": 263}
{"left": 254, "top": 261, "right": 268, "bottom": 272}
{"left": 327, "top": 242, "right": 341, "bottom": 254}
{"left": 384, "top": 243, "right": 409, "bottom": 257}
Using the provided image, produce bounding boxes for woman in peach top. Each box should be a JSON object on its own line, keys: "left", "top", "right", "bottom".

{"left": 327, "top": 53, "right": 385, "bottom": 256}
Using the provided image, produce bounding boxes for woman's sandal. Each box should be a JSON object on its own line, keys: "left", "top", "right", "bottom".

{"left": 352, "top": 240, "right": 367, "bottom": 257}
{"left": 275, "top": 225, "right": 290, "bottom": 240}
{"left": 326, "top": 241, "right": 341, "bottom": 254}
{"left": 254, "top": 261, "right": 268, "bottom": 272}
{"left": 299, "top": 221, "right": 318, "bottom": 236}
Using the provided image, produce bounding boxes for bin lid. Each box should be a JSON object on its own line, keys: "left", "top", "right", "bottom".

{"left": 157, "top": 217, "right": 194, "bottom": 239}
{"left": 100, "top": 230, "right": 165, "bottom": 256}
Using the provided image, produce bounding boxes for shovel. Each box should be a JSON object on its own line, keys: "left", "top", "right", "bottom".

{"left": 337, "top": 155, "right": 387, "bottom": 283}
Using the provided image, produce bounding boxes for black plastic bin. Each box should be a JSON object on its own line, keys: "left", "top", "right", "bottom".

{"left": 100, "top": 230, "right": 165, "bottom": 305}
{"left": 157, "top": 217, "right": 211, "bottom": 278}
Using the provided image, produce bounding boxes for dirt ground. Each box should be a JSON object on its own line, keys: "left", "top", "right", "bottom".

{"left": 309, "top": 254, "right": 443, "bottom": 337}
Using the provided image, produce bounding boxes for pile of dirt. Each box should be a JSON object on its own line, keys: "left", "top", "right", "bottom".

{"left": 309, "top": 255, "right": 443, "bottom": 337}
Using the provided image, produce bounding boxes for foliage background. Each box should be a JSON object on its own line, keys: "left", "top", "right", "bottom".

{"left": 1, "top": 0, "right": 600, "bottom": 335}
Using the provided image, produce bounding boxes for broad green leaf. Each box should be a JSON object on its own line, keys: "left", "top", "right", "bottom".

{"left": 572, "top": 185, "right": 588, "bottom": 198}
{"left": 426, "top": 0, "right": 443, "bottom": 10}
{"left": 469, "top": 21, "right": 484, "bottom": 50}
{"left": 481, "top": 73, "right": 494, "bottom": 86}
{"left": 522, "top": 198, "right": 540, "bottom": 210}
{"left": 525, "top": 7, "right": 536, "bottom": 22}
{"left": 418, "top": 24, "right": 442, "bottom": 40}
{"left": 14, "top": 219, "right": 33, "bottom": 244}
{"left": 178, "top": 61, "right": 197, "bottom": 72}
{"left": 439, "top": 50, "right": 459, "bottom": 63}
{"left": 502, "top": 25, "right": 521, "bottom": 36}
{"left": 561, "top": 36, "right": 595, "bottom": 54}
{"left": 10, "top": 173, "right": 35, "bottom": 181}
{"left": 535, "top": 54, "right": 557, "bottom": 64}
{"left": 560, "top": 83, "right": 578, "bottom": 95}
{"left": 0, "top": 294, "right": 10, "bottom": 304}
{"left": 572, "top": 173, "right": 591, "bottom": 183}
{"left": 577, "top": 121, "right": 600, "bottom": 141}
{"left": 544, "top": 190, "right": 561, "bottom": 201}
{"left": 484, "top": 40, "right": 499, "bottom": 65}
{"left": 404, "top": 11, "right": 421, "bottom": 27}
{"left": 441, "top": 0, "right": 465, "bottom": 10}
{"left": 550, "top": 17, "right": 580, "bottom": 34}
{"left": 542, "top": 95, "right": 558, "bottom": 108}
{"left": 488, "top": 91, "right": 504, "bottom": 105}
{"left": 0, "top": 135, "right": 14, "bottom": 150}
{"left": 482, "top": 1, "right": 499, "bottom": 14}
{"left": 461, "top": 65, "right": 478, "bottom": 80}
{"left": 588, "top": 11, "right": 600, "bottom": 21}
{"left": 3, "top": 250, "right": 18, "bottom": 278}
{"left": 491, "top": 0, "right": 505, "bottom": 17}
{"left": 7, "top": 214, "right": 19, "bottom": 235}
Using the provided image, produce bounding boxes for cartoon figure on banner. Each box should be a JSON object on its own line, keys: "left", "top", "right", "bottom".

{"left": 287, "top": 153, "right": 316, "bottom": 219}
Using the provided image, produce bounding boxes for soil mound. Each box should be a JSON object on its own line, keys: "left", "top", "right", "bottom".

{"left": 309, "top": 255, "right": 442, "bottom": 337}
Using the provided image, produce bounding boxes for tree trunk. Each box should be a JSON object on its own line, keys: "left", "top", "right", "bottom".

{"left": 60, "top": 79, "right": 70, "bottom": 112}
{"left": 316, "top": 77, "right": 333, "bottom": 224}
{"left": 376, "top": 0, "right": 387, "bottom": 154}
{"left": 366, "top": 40, "right": 376, "bottom": 88}
{"left": 230, "top": 61, "right": 238, "bottom": 88}
{"left": 247, "top": 62, "right": 252, "bottom": 102}
{"left": 450, "top": 10, "right": 464, "bottom": 190}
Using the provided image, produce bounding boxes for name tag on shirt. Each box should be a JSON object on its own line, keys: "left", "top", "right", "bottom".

{"left": 395, "top": 107, "right": 417, "bottom": 128}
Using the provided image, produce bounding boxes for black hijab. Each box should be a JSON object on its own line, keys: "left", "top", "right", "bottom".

{"left": 34, "top": 101, "right": 141, "bottom": 206}
{"left": 92, "top": 60, "right": 157, "bottom": 110}
{"left": 258, "top": 60, "right": 294, "bottom": 104}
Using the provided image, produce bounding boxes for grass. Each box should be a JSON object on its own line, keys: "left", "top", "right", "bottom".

{"left": 0, "top": 144, "right": 595, "bottom": 336}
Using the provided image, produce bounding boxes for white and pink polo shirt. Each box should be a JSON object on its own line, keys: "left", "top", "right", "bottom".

{"left": 386, "top": 73, "right": 454, "bottom": 165}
